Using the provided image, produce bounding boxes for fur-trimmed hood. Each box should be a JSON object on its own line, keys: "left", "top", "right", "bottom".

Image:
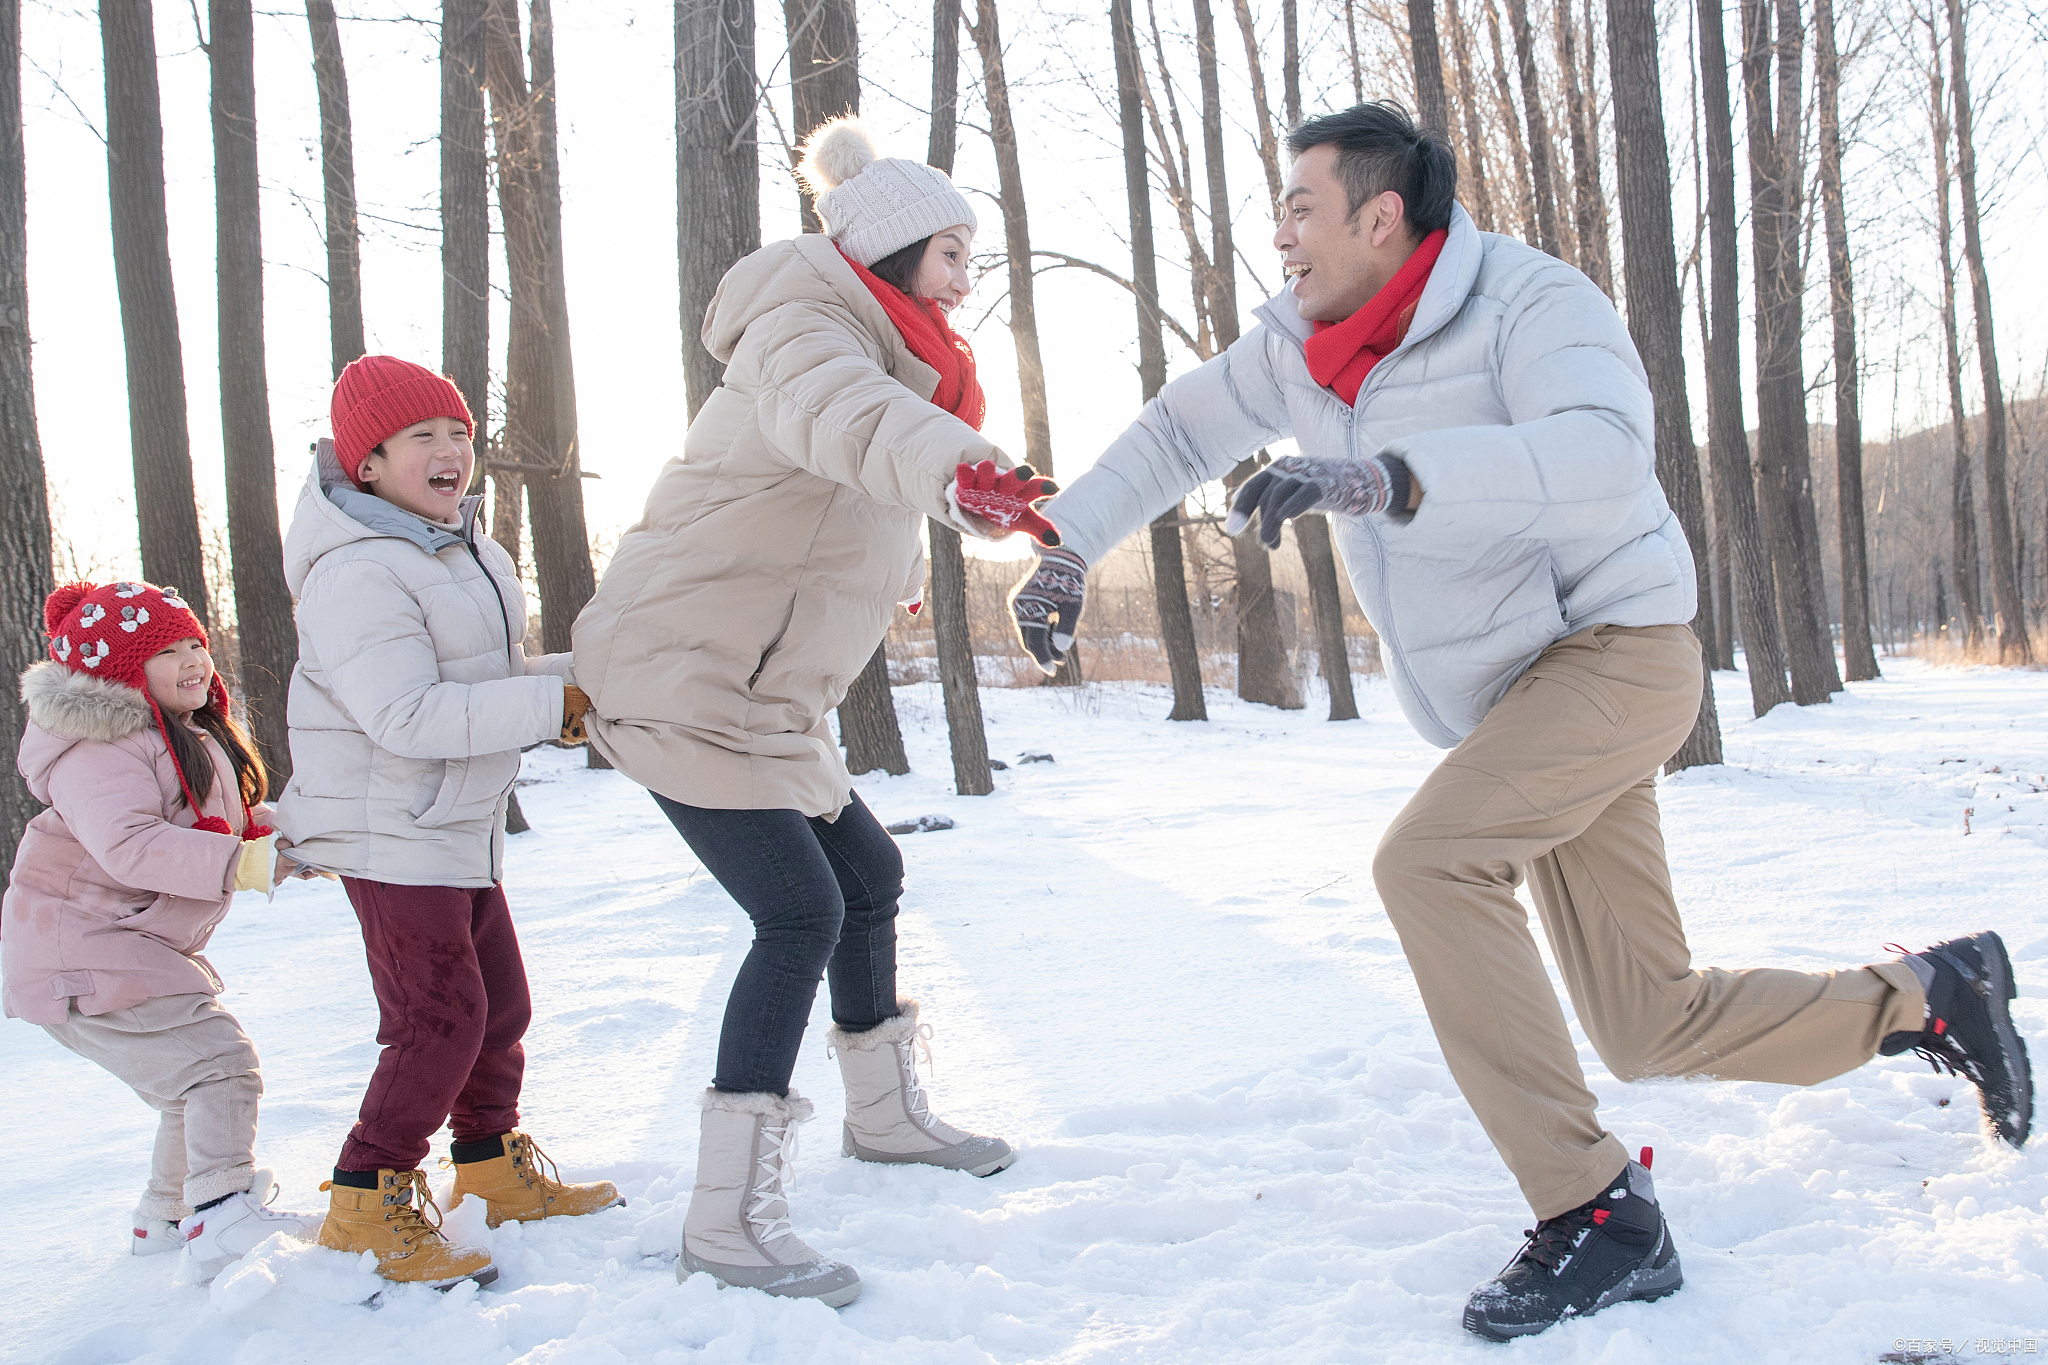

{"left": 16, "top": 660, "right": 155, "bottom": 804}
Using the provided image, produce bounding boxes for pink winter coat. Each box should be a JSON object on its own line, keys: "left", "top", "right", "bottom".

{"left": 2, "top": 662, "right": 262, "bottom": 1026}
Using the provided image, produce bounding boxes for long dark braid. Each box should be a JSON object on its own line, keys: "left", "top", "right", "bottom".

{"left": 161, "top": 696, "right": 269, "bottom": 810}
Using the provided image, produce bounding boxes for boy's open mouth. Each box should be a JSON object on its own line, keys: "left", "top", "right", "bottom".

{"left": 428, "top": 471, "right": 461, "bottom": 493}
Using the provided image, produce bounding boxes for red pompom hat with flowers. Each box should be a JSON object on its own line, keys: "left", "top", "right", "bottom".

{"left": 42, "top": 580, "right": 271, "bottom": 841}
{"left": 330, "top": 354, "right": 474, "bottom": 486}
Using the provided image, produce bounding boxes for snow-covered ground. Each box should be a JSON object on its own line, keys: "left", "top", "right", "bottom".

{"left": 8, "top": 657, "right": 2046, "bottom": 1365}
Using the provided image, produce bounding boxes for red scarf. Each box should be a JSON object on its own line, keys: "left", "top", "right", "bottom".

{"left": 838, "top": 247, "right": 987, "bottom": 431}
{"left": 1304, "top": 228, "right": 1448, "bottom": 406}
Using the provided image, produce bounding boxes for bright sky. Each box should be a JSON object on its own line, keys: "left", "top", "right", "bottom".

{"left": 19, "top": 0, "right": 2047, "bottom": 588}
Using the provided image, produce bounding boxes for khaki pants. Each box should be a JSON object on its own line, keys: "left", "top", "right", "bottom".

{"left": 44, "top": 993, "right": 261, "bottom": 1218}
{"left": 1373, "top": 625, "right": 1925, "bottom": 1219}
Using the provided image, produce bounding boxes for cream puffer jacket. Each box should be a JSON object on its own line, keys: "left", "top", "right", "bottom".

{"left": 275, "top": 452, "right": 570, "bottom": 887}
{"left": 574, "top": 234, "right": 1006, "bottom": 817}
{"left": 1045, "top": 203, "right": 1696, "bottom": 748}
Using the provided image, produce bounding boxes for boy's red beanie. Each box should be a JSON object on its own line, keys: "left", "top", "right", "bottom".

{"left": 330, "top": 355, "right": 475, "bottom": 483}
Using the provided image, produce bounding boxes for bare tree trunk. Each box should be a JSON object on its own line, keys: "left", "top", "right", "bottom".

{"left": 1609, "top": 0, "right": 1719, "bottom": 768}
{"left": 524, "top": 0, "right": 595, "bottom": 661}
{"left": 1927, "top": 10, "right": 1981, "bottom": 646}
{"left": 101, "top": 0, "right": 210, "bottom": 625}
{"left": 840, "top": 643, "right": 909, "bottom": 776}
{"left": 1115, "top": 0, "right": 1205, "bottom": 722}
{"left": 306, "top": 0, "right": 363, "bottom": 375}
{"left": 1814, "top": 0, "right": 1875, "bottom": 682}
{"left": 1281, "top": 0, "right": 1300, "bottom": 125}
{"left": 1946, "top": 0, "right": 2026, "bottom": 661}
{"left": 1407, "top": 0, "right": 1451, "bottom": 133}
{"left": 968, "top": 0, "right": 1052, "bottom": 480}
{"left": 1699, "top": 0, "right": 1787, "bottom": 712}
{"left": 443, "top": 0, "right": 490, "bottom": 455}
{"left": 1741, "top": 0, "right": 1839, "bottom": 704}
{"left": 676, "top": 0, "right": 760, "bottom": 416}
{"left": 0, "top": 0, "right": 53, "bottom": 870}
{"left": 1485, "top": 0, "right": 1537, "bottom": 244}
{"left": 1229, "top": 0, "right": 1282, "bottom": 211}
{"left": 208, "top": 0, "right": 296, "bottom": 787}
{"left": 1344, "top": 0, "right": 1363, "bottom": 101}
{"left": 785, "top": 0, "right": 858, "bottom": 231}
{"left": 1296, "top": 514, "right": 1358, "bottom": 719}
{"left": 484, "top": 0, "right": 593, "bottom": 658}
{"left": 923, "top": 0, "right": 994, "bottom": 792}
{"left": 1191, "top": 0, "right": 1297, "bottom": 709}
{"left": 1555, "top": 0, "right": 1609, "bottom": 291}
{"left": 1446, "top": 0, "right": 1495, "bottom": 230}
{"left": 1505, "top": 0, "right": 1561, "bottom": 256}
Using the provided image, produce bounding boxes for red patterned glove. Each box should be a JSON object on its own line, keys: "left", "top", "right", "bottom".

{"left": 951, "top": 460, "right": 1063, "bottom": 547}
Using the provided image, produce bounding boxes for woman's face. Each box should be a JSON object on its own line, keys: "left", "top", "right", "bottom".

{"left": 143, "top": 637, "right": 214, "bottom": 716}
{"left": 912, "top": 227, "right": 974, "bottom": 312}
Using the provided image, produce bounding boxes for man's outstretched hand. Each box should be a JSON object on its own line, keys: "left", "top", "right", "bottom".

{"left": 1010, "top": 546, "right": 1088, "bottom": 674}
{"left": 1224, "top": 454, "right": 1409, "bottom": 548}
{"left": 953, "top": 460, "right": 1062, "bottom": 546}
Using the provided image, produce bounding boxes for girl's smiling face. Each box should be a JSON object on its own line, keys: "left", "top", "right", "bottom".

{"left": 142, "top": 637, "right": 214, "bottom": 716}
{"left": 912, "top": 227, "right": 975, "bottom": 311}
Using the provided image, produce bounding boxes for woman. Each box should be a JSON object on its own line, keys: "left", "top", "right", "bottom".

{"left": 573, "top": 118, "right": 1055, "bottom": 1307}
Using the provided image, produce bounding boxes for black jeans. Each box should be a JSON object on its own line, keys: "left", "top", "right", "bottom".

{"left": 653, "top": 790, "right": 902, "bottom": 1095}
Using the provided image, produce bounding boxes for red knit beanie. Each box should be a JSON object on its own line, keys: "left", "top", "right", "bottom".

{"left": 330, "top": 355, "right": 475, "bottom": 484}
{"left": 43, "top": 580, "right": 267, "bottom": 839}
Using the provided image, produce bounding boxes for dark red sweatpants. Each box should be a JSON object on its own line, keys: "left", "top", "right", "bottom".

{"left": 336, "top": 879, "right": 530, "bottom": 1172}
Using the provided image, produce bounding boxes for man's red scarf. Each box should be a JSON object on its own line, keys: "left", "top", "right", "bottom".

{"left": 839, "top": 247, "right": 987, "bottom": 431}
{"left": 1304, "top": 228, "right": 1448, "bottom": 406}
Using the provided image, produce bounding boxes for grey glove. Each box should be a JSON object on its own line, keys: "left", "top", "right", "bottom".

{"left": 1224, "top": 454, "right": 1412, "bottom": 549}
{"left": 1009, "top": 546, "right": 1087, "bottom": 675}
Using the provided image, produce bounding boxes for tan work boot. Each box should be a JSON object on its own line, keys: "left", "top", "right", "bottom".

{"left": 678, "top": 1088, "right": 861, "bottom": 1307}
{"left": 829, "top": 999, "right": 1015, "bottom": 1177}
{"left": 316, "top": 1169, "right": 496, "bottom": 1288}
{"left": 449, "top": 1132, "right": 624, "bottom": 1227}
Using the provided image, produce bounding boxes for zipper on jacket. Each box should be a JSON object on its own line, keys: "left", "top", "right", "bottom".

{"left": 461, "top": 533, "right": 518, "bottom": 885}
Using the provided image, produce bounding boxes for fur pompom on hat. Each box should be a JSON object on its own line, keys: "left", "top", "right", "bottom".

{"left": 330, "top": 355, "right": 474, "bottom": 485}
{"left": 795, "top": 116, "right": 978, "bottom": 268}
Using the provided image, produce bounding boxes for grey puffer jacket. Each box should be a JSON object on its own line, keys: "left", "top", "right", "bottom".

{"left": 275, "top": 450, "right": 571, "bottom": 887}
{"left": 1045, "top": 203, "right": 1695, "bottom": 747}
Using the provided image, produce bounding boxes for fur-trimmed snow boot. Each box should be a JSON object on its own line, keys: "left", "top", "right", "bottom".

{"left": 180, "top": 1169, "right": 321, "bottom": 1284}
{"left": 678, "top": 1088, "right": 861, "bottom": 1307}
{"left": 449, "top": 1131, "right": 624, "bottom": 1227}
{"left": 828, "top": 999, "right": 1014, "bottom": 1177}
{"left": 316, "top": 1168, "right": 497, "bottom": 1288}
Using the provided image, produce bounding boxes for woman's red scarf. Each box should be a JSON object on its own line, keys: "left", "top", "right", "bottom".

{"left": 1304, "top": 228, "right": 1448, "bottom": 406}
{"left": 839, "top": 247, "right": 987, "bottom": 431}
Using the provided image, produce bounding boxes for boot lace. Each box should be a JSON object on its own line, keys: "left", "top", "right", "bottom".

{"left": 895, "top": 1024, "right": 938, "bottom": 1130}
{"left": 747, "top": 1118, "right": 801, "bottom": 1246}
{"left": 387, "top": 1170, "right": 449, "bottom": 1249}
{"left": 510, "top": 1134, "right": 565, "bottom": 1193}
{"left": 1881, "top": 943, "right": 1986, "bottom": 1084}
{"left": 1515, "top": 1204, "right": 1600, "bottom": 1273}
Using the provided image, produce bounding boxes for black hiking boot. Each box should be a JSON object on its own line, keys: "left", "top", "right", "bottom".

{"left": 1883, "top": 931, "right": 2033, "bottom": 1147}
{"left": 1462, "top": 1149, "right": 1682, "bottom": 1342}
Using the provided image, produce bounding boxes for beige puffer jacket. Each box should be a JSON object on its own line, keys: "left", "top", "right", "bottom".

{"left": 275, "top": 453, "right": 571, "bottom": 887}
{"left": 574, "top": 234, "right": 1006, "bottom": 816}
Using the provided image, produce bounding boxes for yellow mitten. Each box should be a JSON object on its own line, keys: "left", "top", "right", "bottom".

{"left": 231, "top": 834, "right": 278, "bottom": 894}
{"left": 561, "top": 685, "right": 593, "bottom": 745}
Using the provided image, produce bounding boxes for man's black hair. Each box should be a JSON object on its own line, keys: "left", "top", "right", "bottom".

{"left": 1284, "top": 101, "right": 1457, "bottom": 235}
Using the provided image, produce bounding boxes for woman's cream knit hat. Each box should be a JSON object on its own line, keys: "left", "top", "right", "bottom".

{"left": 795, "top": 117, "right": 978, "bottom": 267}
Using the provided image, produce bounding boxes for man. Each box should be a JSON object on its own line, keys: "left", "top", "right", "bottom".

{"left": 1012, "top": 102, "right": 2032, "bottom": 1341}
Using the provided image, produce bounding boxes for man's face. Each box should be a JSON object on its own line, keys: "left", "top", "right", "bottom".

{"left": 1274, "top": 144, "right": 1419, "bottom": 322}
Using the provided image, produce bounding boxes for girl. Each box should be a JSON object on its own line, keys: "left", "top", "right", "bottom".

{"left": 4, "top": 580, "right": 317, "bottom": 1282}
{"left": 573, "top": 117, "right": 1058, "bottom": 1307}
{"left": 278, "top": 357, "right": 619, "bottom": 1290}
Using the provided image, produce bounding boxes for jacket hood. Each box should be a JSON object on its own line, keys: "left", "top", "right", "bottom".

{"left": 16, "top": 660, "right": 154, "bottom": 801}
{"left": 701, "top": 235, "right": 926, "bottom": 383}
{"left": 283, "top": 445, "right": 484, "bottom": 595}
